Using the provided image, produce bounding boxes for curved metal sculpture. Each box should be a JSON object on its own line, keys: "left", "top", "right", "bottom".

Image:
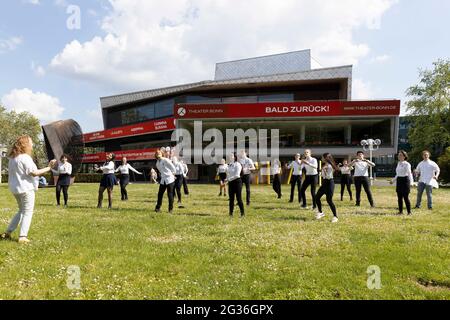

{"left": 42, "top": 119, "right": 85, "bottom": 179}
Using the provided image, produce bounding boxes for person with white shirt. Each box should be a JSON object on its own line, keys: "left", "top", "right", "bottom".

{"left": 351, "top": 151, "right": 376, "bottom": 207}
{"left": 414, "top": 150, "right": 440, "bottom": 210}
{"left": 172, "top": 157, "right": 186, "bottom": 208}
{"left": 154, "top": 150, "right": 177, "bottom": 213}
{"left": 286, "top": 154, "right": 304, "bottom": 203}
{"left": 227, "top": 153, "right": 245, "bottom": 217}
{"left": 217, "top": 158, "right": 228, "bottom": 197}
{"left": 1, "top": 135, "right": 56, "bottom": 244}
{"left": 95, "top": 153, "right": 117, "bottom": 209}
{"left": 315, "top": 153, "right": 339, "bottom": 223}
{"left": 272, "top": 159, "right": 283, "bottom": 199}
{"left": 150, "top": 168, "right": 158, "bottom": 184}
{"left": 239, "top": 151, "right": 256, "bottom": 206}
{"left": 115, "top": 157, "right": 143, "bottom": 201}
{"left": 300, "top": 149, "right": 319, "bottom": 209}
{"left": 180, "top": 158, "right": 190, "bottom": 196}
{"left": 390, "top": 150, "right": 414, "bottom": 215}
{"left": 51, "top": 154, "right": 73, "bottom": 207}
{"left": 338, "top": 159, "right": 353, "bottom": 201}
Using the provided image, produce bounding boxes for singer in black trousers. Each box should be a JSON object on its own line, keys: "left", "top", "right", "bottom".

{"left": 354, "top": 176, "right": 374, "bottom": 207}
{"left": 396, "top": 177, "right": 411, "bottom": 215}
{"left": 301, "top": 175, "right": 318, "bottom": 209}
{"left": 229, "top": 178, "right": 245, "bottom": 216}
{"left": 340, "top": 174, "right": 353, "bottom": 201}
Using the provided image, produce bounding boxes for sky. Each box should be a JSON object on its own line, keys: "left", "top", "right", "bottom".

{"left": 0, "top": 0, "right": 449, "bottom": 133}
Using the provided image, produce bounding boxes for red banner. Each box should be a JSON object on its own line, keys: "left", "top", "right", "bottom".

{"left": 84, "top": 117, "right": 176, "bottom": 143}
{"left": 82, "top": 148, "right": 159, "bottom": 163}
{"left": 174, "top": 100, "right": 400, "bottom": 119}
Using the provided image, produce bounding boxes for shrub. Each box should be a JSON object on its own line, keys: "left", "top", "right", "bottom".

{"left": 438, "top": 147, "right": 450, "bottom": 184}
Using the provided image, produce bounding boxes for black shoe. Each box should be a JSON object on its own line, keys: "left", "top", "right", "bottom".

{"left": 355, "top": 203, "right": 360, "bottom": 207}
{"left": 415, "top": 206, "right": 420, "bottom": 209}
{"left": 169, "top": 210, "right": 173, "bottom": 214}
{"left": 155, "top": 208, "right": 161, "bottom": 213}
{"left": 218, "top": 193, "right": 222, "bottom": 196}
{"left": 289, "top": 200, "right": 293, "bottom": 203}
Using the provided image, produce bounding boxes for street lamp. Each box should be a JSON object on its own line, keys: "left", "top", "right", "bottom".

{"left": 361, "top": 139, "right": 381, "bottom": 186}
{"left": 0, "top": 144, "right": 7, "bottom": 185}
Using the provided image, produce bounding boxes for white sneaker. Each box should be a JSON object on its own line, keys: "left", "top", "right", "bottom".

{"left": 316, "top": 212, "right": 325, "bottom": 220}
{"left": 331, "top": 217, "right": 339, "bottom": 223}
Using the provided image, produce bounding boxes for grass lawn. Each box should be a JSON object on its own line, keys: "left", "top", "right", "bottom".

{"left": 0, "top": 182, "right": 449, "bottom": 300}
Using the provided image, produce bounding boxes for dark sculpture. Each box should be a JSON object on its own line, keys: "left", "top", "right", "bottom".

{"left": 42, "top": 119, "right": 85, "bottom": 178}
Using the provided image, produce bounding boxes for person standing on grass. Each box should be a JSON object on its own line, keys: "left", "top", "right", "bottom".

{"left": 172, "top": 157, "right": 186, "bottom": 209}
{"left": 414, "top": 150, "right": 440, "bottom": 210}
{"left": 115, "top": 157, "right": 143, "bottom": 201}
{"left": 286, "top": 153, "right": 303, "bottom": 203}
{"left": 217, "top": 158, "right": 228, "bottom": 197}
{"left": 181, "top": 158, "right": 190, "bottom": 196}
{"left": 315, "top": 153, "right": 339, "bottom": 223}
{"left": 0, "top": 135, "right": 57, "bottom": 244}
{"left": 300, "top": 149, "right": 319, "bottom": 210}
{"left": 239, "top": 150, "right": 256, "bottom": 206}
{"left": 150, "top": 168, "right": 158, "bottom": 184}
{"left": 227, "top": 152, "right": 245, "bottom": 217}
{"left": 95, "top": 153, "right": 117, "bottom": 209}
{"left": 338, "top": 159, "right": 353, "bottom": 201}
{"left": 390, "top": 150, "right": 414, "bottom": 215}
{"left": 351, "top": 151, "right": 375, "bottom": 208}
{"left": 154, "top": 150, "right": 177, "bottom": 213}
{"left": 51, "top": 154, "right": 72, "bottom": 208}
{"left": 272, "top": 159, "right": 282, "bottom": 199}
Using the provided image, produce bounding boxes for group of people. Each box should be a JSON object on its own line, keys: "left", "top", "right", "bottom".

{"left": 0, "top": 134, "right": 442, "bottom": 243}
{"left": 218, "top": 149, "right": 441, "bottom": 223}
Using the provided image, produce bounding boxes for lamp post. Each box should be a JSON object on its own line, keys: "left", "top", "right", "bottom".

{"left": 0, "top": 144, "right": 7, "bottom": 185}
{"left": 361, "top": 139, "right": 381, "bottom": 186}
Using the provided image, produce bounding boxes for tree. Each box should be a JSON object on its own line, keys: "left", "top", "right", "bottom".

{"left": 406, "top": 59, "right": 450, "bottom": 162}
{"left": 0, "top": 105, "right": 47, "bottom": 170}
{"left": 437, "top": 147, "right": 450, "bottom": 184}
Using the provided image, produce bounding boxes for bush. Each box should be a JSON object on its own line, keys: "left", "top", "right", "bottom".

{"left": 438, "top": 147, "right": 450, "bottom": 184}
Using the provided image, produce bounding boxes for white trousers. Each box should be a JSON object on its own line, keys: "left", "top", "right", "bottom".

{"left": 7, "top": 191, "right": 35, "bottom": 238}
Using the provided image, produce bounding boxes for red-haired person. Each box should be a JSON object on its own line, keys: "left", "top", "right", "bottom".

{"left": 1, "top": 135, "right": 56, "bottom": 244}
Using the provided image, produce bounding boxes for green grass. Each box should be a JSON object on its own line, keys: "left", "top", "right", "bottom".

{"left": 0, "top": 183, "right": 449, "bottom": 300}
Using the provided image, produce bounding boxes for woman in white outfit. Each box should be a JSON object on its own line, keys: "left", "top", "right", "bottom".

{"left": 217, "top": 158, "right": 228, "bottom": 197}
{"left": 115, "top": 157, "right": 143, "bottom": 201}
{"left": 1, "top": 135, "right": 56, "bottom": 244}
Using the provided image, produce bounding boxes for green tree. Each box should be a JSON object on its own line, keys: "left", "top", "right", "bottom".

{"left": 438, "top": 147, "right": 450, "bottom": 184}
{"left": 406, "top": 59, "right": 450, "bottom": 162}
{"left": 0, "top": 105, "right": 47, "bottom": 170}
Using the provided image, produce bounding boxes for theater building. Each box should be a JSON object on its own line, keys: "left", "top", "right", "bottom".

{"left": 82, "top": 50, "right": 400, "bottom": 182}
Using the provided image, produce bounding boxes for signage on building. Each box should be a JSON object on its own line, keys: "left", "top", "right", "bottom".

{"left": 174, "top": 100, "right": 400, "bottom": 119}
{"left": 82, "top": 148, "right": 159, "bottom": 163}
{"left": 84, "top": 117, "right": 176, "bottom": 142}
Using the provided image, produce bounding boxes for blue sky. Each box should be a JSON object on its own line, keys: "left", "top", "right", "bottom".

{"left": 0, "top": 0, "right": 449, "bottom": 133}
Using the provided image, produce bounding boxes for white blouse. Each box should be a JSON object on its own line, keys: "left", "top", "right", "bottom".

{"left": 174, "top": 162, "right": 185, "bottom": 175}
{"left": 217, "top": 164, "right": 227, "bottom": 174}
{"left": 303, "top": 157, "right": 318, "bottom": 176}
{"left": 100, "top": 161, "right": 115, "bottom": 174}
{"left": 415, "top": 160, "right": 440, "bottom": 185}
{"left": 156, "top": 158, "right": 176, "bottom": 185}
{"left": 287, "top": 160, "right": 303, "bottom": 175}
{"left": 227, "top": 161, "right": 242, "bottom": 182}
{"left": 321, "top": 163, "right": 334, "bottom": 180}
{"left": 339, "top": 165, "right": 352, "bottom": 175}
{"left": 8, "top": 154, "right": 38, "bottom": 194}
{"left": 393, "top": 161, "right": 414, "bottom": 185}
{"left": 352, "top": 159, "right": 375, "bottom": 177}
{"left": 239, "top": 157, "right": 255, "bottom": 175}
{"left": 116, "top": 163, "right": 141, "bottom": 175}
{"left": 271, "top": 162, "right": 282, "bottom": 175}
{"left": 52, "top": 162, "right": 72, "bottom": 176}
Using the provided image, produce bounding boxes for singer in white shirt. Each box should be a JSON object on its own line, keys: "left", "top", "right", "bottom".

{"left": 217, "top": 159, "right": 228, "bottom": 197}
{"left": 51, "top": 154, "right": 73, "bottom": 207}
{"left": 315, "top": 153, "right": 339, "bottom": 223}
{"left": 272, "top": 159, "right": 283, "bottom": 199}
{"left": 155, "top": 150, "right": 177, "bottom": 213}
{"left": 239, "top": 151, "right": 256, "bottom": 206}
{"left": 300, "top": 149, "right": 319, "bottom": 209}
{"left": 227, "top": 153, "right": 245, "bottom": 217}
{"left": 338, "top": 159, "right": 353, "bottom": 201}
{"left": 286, "top": 154, "right": 304, "bottom": 203}
{"left": 115, "top": 157, "right": 142, "bottom": 201}
{"left": 390, "top": 150, "right": 414, "bottom": 215}
{"left": 351, "top": 151, "right": 375, "bottom": 207}
{"left": 172, "top": 157, "right": 186, "bottom": 208}
{"left": 414, "top": 150, "right": 440, "bottom": 210}
{"left": 181, "top": 159, "right": 190, "bottom": 196}
{"left": 96, "top": 153, "right": 117, "bottom": 209}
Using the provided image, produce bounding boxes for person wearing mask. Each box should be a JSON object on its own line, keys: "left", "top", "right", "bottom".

{"left": 414, "top": 150, "right": 440, "bottom": 210}
{"left": 315, "top": 153, "right": 339, "bottom": 223}
{"left": 52, "top": 154, "right": 73, "bottom": 208}
{"left": 217, "top": 158, "right": 228, "bottom": 197}
{"left": 154, "top": 150, "right": 177, "bottom": 213}
{"left": 286, "top": 154, "right": 303, "bottom": 203}
{"left": 239, "top": 150, "right": 256, "bottom": 206}
{"left": 172, "top": 157, "right": 186, "bottom": 208}
{"left": 115, "top": 157, "right": 143, "bottom": 201}
{"left": 300, "top": 149, "right": 319, "bottom": 210}
{"left": 227, "top": 152, "right": 245, "bottom": 217}
{"left": 0, "top": 135, "right": 57, "bottom": 244}
{"left": 351, "top": 151, "right": 376, "bottom": 208}
{"left": 272, "top": 159, "right": 282, "bottom": 199}
{"left": 390, "top": 150, "right": 414, "bottom": 215}
{"left": 338, "top": 159, "right": 353, "bottom": 201}
{"left": 95, "top": 153, "right": 117, "bottom": 209}
{"left": 181, "top": 158, "right": 190, "bottom": 196}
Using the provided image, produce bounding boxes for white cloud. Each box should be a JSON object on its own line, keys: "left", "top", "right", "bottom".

{"left": 24, "top": 0, "right": 40, "bottom": 5}
{"left": 352, "top": 78, "right": 375, "bottom": 100}
{"left": 31, "top": 61, "right": 46, "bottom": 77}
{"left": 1, "top": 88, "right": 64, "bottom": 123}
{"left": 0, "top": 36, "right": 23, "bottom": 53}
{"left": 371, "top": 54, "right": 391, "bottom": 63}
{"left": 50, "top": 0, "right": 397, "bottom": 91}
